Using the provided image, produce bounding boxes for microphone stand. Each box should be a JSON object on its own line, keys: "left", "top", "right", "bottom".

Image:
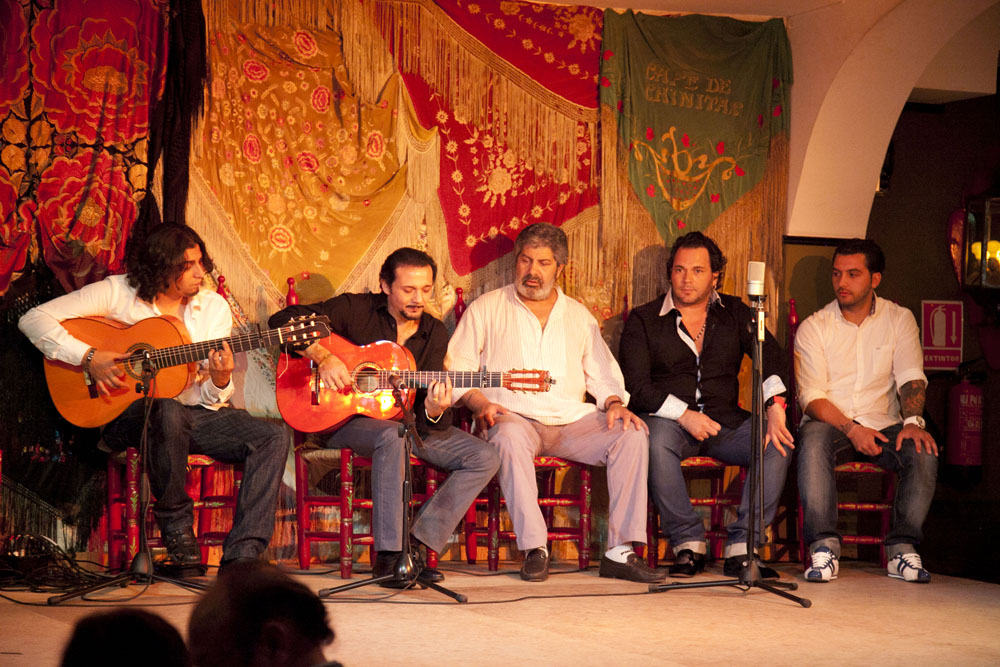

{"left": 48, "top": 352, "right": 207, "bottom": 605}
{"left": 318, "top": 379, "right": 467, "bottom": 603}
{"left": 648, "top": 292, "right": 810, "bottom": 608}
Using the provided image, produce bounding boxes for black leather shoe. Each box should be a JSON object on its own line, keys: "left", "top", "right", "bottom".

{"left": 599, "top": 553, "right": 666, "bottom": 583}
{"left": 162, "top": 528, "right": 201, "bottom": 566}
{"left": 373, "top": 551, "right": 401, "bottom": 578}
{"left": 668, "top": 549, "right": 707, "bottom": 578}
{"left": 217, "top": 556, "right": 259, "bottom": 578}
{"left": 520, "top": 548, "right": 549, "bottom": 582}
{"left": 723, "top": 554, "right": 780, "bottom": 580}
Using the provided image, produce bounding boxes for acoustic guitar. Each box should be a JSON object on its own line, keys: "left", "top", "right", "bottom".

{"left": 44, "top": 315, "right": 331, "bottom": 428}
{"left": 275, "top": 332, "right": 553, "bottom": 433}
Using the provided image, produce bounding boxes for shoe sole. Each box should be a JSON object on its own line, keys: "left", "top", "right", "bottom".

{"left": 805, "top": 575, "right": 837, "bottom": 582}
{"left": 520, "top": 572, "right": 548, "bottom": 582}
{"left": 888, "top": 573, "right": 930, "bottom": 583}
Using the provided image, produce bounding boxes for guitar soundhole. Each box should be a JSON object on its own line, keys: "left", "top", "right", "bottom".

{"left": 353, "top": 364, "right": 381, "bottom": 394}
{"left": 123, "top": 344, "right": 158, "bottom": 380}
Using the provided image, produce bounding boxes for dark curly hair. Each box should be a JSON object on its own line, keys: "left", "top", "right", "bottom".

{"left": 666, "top": 231, "right": 727, "bottom": 283}
{"left": 127, "top": 223, "right": 214, "bottom": 302}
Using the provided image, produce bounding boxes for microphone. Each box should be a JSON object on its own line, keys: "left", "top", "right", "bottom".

{"left": 387, "top": 374, "right": 408, "bottom": 391}
{"left": 746, "top": 261, "right": 766, "bottom": 298}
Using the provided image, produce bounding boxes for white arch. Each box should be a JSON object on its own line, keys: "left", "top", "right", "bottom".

{"left": 789, "top": 0, "right": 999, "bottom": 238}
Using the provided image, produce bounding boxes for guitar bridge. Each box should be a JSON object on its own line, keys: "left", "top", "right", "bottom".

{"left": 311, "top": 365, "right": 320, "bottom": 405}
{"left": 82, "top": 369, "right": 99, "bottom": 399}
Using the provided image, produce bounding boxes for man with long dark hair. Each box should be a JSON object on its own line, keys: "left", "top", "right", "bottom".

{"left": 620, "top": 231, "right": 794, "bottom": 579}
{"left": 269, "top": 247, "right": 498, "bottom": 587}
{"left": 20, "top": 223, "right": 287, "bottom": 572}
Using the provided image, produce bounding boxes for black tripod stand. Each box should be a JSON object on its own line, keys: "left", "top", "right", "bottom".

{"left": 648, "top": 293, "right": 810, "bottom": 608}
{"left": 48, "top": 355, "right": 208, "bottom": 605}
{"left": 318, "top": 381, "right": 467, "bottom": 603}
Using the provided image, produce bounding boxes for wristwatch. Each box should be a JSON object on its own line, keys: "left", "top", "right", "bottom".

{"left": 903, "top": 415, "right": 926, "bottom": 430}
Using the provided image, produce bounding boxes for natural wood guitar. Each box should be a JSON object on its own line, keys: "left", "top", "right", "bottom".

{"left": 275, "top": 332, "right": 553, "bottom": 433}
{"left": 44, "top": 315, "right": 331, "bottom": 428}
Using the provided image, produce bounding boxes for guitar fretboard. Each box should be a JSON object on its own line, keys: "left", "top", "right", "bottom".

{"left": 128, "top": 326, "right": 317, "bottom": 369}
{"left": 373, "top": 370, "right": 505, "bottom": 389}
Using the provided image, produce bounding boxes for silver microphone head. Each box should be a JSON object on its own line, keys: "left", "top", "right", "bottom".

{"left": 746, "top": 261, "right": 766, "bottom": 297}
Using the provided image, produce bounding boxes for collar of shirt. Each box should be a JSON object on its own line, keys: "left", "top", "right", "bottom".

{"left": 508, "top": 284, "right": 568, "bottom": 325}
{"left": 373, "top": 293, "right": 431, "bottom": 342}
{"left": 833, "top": 292, "right": 879, "bottom": 325}
{"left": 658, "top": 288, "right": 723, "bottom": 317}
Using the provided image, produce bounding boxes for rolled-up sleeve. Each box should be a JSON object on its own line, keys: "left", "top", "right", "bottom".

{"left": 891, "top": 308, "right": 926, "bottom": 390}
{"left": 793, "top": 317, "right": 829, "bottom": 410}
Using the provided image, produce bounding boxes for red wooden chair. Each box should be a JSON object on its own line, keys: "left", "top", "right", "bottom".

{"left": 106, "top": 448, "right": 242, "bottom": 570}
{"left": 293, "top": 440, "right": 443, "bottom": 577}
{"left": 643, "top": 456, "right": 745, "bottom": 566}
{"left": 463, "top": 456, "right": 592, "bottom": 571}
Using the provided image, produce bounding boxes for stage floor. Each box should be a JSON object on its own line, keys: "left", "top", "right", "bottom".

{"left": 2, "top": 559, "right": 998, "bottom": 666}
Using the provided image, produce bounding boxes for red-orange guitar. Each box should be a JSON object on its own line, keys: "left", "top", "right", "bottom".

{"left": 275, "top": 333, "right": 553, "bottom": 433}
{"left": 44, "top": 314, "right": 331, "bottom": 428}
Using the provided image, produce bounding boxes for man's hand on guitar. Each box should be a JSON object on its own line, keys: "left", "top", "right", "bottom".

{"left": 89, "top": 349, "right": 127, "bottom": 396}
{"left": 425, "top": 376, "right": 453, "bottom": 420}
{"left": 208, "top": 340, "right": 235, "bottom": 388}
{"left": 305, "top": 342, "right": 352, "bottom": 392}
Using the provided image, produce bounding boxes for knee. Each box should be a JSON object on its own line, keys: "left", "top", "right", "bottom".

{"left": 645, "top": 418, "right": 685, "bottom": 461}
{"left": 469, "top": 440, "right": 501, "bottom": 476}
{"left": 907, "top": 449, "right": 939, "bottom": 482}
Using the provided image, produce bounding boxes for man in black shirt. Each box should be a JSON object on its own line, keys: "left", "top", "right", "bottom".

{"left": 619, "top": 232, "right": 793, "bottom": 578}
{"left": 269, "top": 248, "right": 498, "bottom": 586}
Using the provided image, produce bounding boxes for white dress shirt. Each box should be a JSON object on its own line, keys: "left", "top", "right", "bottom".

{"left": 446, "top": 285, "right": 628, "bottom": 426}
{"left": 794, "top": 295, "right": 925, "bottom": 431}
{"left": 18, "top": 274, "right": 235, "bottom": 408}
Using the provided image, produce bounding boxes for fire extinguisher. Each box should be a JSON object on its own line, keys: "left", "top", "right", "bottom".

{"left": 947, "top": 374, "right": 983, "bottom": 484}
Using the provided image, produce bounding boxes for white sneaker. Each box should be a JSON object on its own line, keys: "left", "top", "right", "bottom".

{"left": 805, "top": 546, "right": 839, "bottom": 582}
{"left": 887, "top": 552, "right": 931, "bottom": 583}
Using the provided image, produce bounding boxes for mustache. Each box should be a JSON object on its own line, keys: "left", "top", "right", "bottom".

{"left": 521, "top": 274, "right": 542, "bottom": 284}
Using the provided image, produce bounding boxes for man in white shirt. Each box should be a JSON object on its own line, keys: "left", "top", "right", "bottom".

{"left": 795, "top": 238, "right": 938, "bottom": 583}
{"left": 447, "top": 223, "right": 663, "bottom": 583}
{"left": 19, "top": 224, "right": 287, "bottom": 573}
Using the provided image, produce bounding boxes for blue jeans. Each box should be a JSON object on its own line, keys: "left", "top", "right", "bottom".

{"left": 103, "top": 400, "right": 289, "bottom": 561}
{"left": 645, "top": 415, "right": 790, "bottom": 553}
{"left": 796, "top": 420, "right": 938, "bottom": 558}
{"left": 325, "top": 417, "right": 499, "bottom": 554}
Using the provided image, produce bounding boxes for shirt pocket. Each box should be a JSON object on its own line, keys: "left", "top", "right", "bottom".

{"left": 869, "top": 343, "right": 894, "bottom": 380}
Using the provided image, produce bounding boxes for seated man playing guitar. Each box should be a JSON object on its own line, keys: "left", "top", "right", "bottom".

{"left": 18, "top": 223, "right": 288, "bottom": 573}
{"left": 268, "top": 247, "right": 500, "bottom": 587}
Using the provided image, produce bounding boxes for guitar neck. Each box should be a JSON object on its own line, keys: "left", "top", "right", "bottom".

{"left": 146, "top": 329, "right": 285, "bottom": 368}
{"left": 385, "top": 370, "right": 505, "bottom": 390}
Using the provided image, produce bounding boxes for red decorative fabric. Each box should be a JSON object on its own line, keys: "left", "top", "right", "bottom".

{"left": 400, "top": 0, "right": 603, "bottom": 275}
{"left": 0, "top": 0, "right": 168, "bottom": 295}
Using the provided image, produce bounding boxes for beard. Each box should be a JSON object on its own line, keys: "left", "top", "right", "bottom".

{"left": 515, "top": 274, "right": 556, "bottom": 301}
{"left": 399, "top": 305, "right": 423, "bottom": 321}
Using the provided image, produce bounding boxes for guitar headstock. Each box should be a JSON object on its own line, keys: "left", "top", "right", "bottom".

{"left": 502, "top": 369, "right": 555, "bottom": 393}
{"left": 282, "top": 315, "right": 332, "bottom": 347}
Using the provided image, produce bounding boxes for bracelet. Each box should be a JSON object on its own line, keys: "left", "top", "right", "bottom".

{"left": 82, "top": 347, "right": 97, "bottom": 372}
{"left": 841, "top": 419, "right": 860, "bottom": 436}
{"left": 605, "top": 398, "right": 624, "bottom": 411}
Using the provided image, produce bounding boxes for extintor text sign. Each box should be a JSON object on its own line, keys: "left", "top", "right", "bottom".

{"left": 921, "top": 300, "right": 963, "bottom": 371}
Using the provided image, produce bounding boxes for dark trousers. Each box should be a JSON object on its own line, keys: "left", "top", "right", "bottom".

{"left": 102, "top": 399, "right": 288, "bottom": 561}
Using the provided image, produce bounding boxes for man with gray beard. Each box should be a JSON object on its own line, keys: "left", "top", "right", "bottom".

{"left": 447, "top": 223, "right": 663, "bottom": 584}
